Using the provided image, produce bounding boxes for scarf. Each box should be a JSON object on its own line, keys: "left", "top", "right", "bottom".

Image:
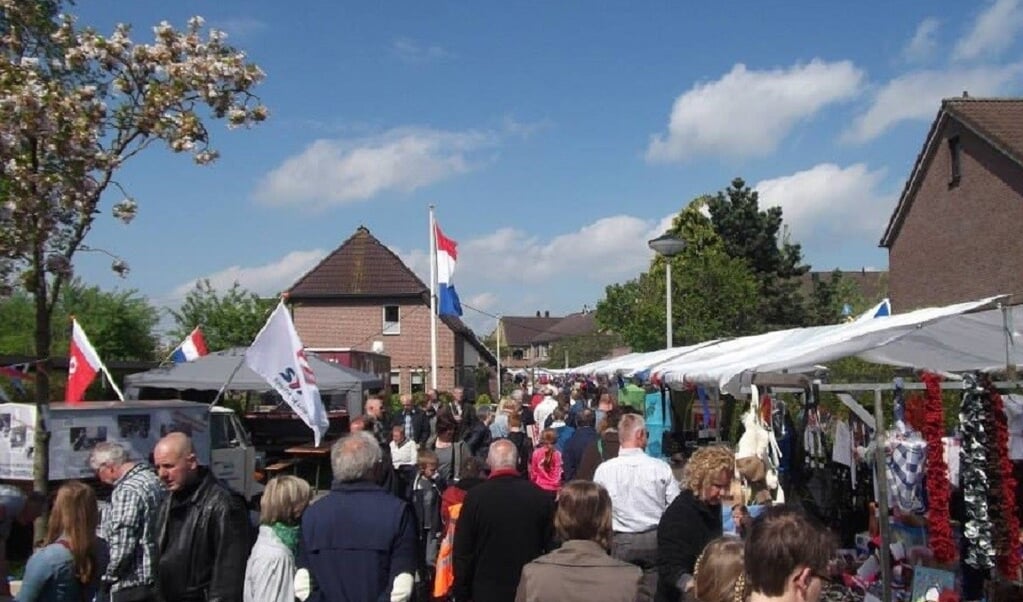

{"left": 272, "top": 522, "right": 301, "bottom": 556}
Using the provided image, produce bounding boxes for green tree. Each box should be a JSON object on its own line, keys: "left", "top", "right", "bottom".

{"left": 706, "top": 178, "right": 810, "bottom": 330}
{"left": 0, "top": 281, "right": 160, "bottom": 359}
{"left": 597, "top": 197, "right": 760, "bottom": 351}
{"left": 0, "top": 291, "right": 35, "bottom": 355}
{"left": 169, "top": 280, "right": 275, "bottom": 351}
{"left": 60, "top": 280, "right": 160, "bottom": 360}
{"left": 0, "top": 2, "right": 266, "bottom": 537}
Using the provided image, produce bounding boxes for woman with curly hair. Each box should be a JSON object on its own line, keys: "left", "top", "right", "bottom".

{"left": 656, "top": 445, "right": 735, "bottom": 602}
{"left": 692, "top": 537, "right": 746, "bottom": 602}
{"left": 18, "top": 481, "right": 106, "bottom": 602}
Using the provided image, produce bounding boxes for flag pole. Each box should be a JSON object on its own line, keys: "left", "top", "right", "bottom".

{"left": 429, "top": 204, "right": 439, "bottom": 390}
{"left": 496, "top": 315, "right": 502, "bottom": 397}
{"left": 101, "top": 363, "right": 126, "bottom": 402}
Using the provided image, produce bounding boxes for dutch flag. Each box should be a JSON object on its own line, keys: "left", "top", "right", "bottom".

{"left": 171, "top": 327, "right": 209, "bottom": 363}
{"left": 435, "top": 223, "right": 463, "bottom": 317}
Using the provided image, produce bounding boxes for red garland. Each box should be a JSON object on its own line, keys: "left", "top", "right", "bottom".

{"left": 985, "top": 382, "right": 1021, "bottom": 579}
{"left": 921, "top": 372, "right": 956, "bottom": 564}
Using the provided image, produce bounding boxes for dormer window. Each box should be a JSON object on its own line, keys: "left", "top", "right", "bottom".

{"left": 948, "top": 136, "right": 961, "bottom": 186}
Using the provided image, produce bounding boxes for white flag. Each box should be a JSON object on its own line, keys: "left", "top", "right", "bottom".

{"left": 245, "top": 302, "right": 329, "bottom": 446}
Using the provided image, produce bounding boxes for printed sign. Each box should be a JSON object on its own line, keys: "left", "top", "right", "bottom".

{"left": 0, "top": 402, "right": 211, "bottom": 480}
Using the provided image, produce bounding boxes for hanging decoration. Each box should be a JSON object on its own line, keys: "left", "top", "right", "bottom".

{"left": 921, "top": 372, "right": 955, "bottom": 564}
{"left": 980, "top": 375, "right": 1021, "bottom": 580}
{"left": 959, "top": 374, "right": 995, "bottom": 570}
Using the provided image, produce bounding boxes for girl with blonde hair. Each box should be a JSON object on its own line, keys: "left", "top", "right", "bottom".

{"left": 18, "top": 481, "right": 105, "bottom": 601}
{"left": 692, "top": 537, "right": 746, "bottom": 602}
{"left": 244, "top": 475, "right": 313, "bottom": 602}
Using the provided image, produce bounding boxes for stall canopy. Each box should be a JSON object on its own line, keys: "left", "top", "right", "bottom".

{"left": 654, "top": 295, "right": 1013, "bottom": 394}
{"left": 125, "top": 347, "right": 383, "bottom": 393}
{"left": 567, "top": 295, "right": 1021, "bottom": 395}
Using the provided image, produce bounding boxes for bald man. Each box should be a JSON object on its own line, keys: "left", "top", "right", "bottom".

{"left": 154, "top": 432, "right": 251, "bottom": 602}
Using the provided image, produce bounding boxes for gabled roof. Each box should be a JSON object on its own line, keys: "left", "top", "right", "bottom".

{"left": 287, "top": 227, "right": 496, "bottom": 366}
{"left": 288, "top": 226, "right": 427, "bottom": 298}
{"left": 532, "top": 312, "right": 599, "bottom": 344}
{"left": 881, "top": 97, "right": 1023, "bottom": 247}
{"left": 502, "top": 316, "right": 562, "bottom": 346}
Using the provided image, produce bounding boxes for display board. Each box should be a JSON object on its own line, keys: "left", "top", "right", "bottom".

{"left": 0, "top": 402, "right": 211, "bottom": 480}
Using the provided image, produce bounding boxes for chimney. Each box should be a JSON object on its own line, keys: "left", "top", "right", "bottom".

{"left": 544, "top": 310, "right": 550, "bottom": 318}
{"left": 962, "top": 90, "right": 969, "bottom": 98}
{"left": 536, "top": 310, "right": 541, "bottom": 317}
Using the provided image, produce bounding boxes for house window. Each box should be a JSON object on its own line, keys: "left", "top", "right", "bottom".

{"left": 382, "top": 305, "right": 400, "bottom": 335}
{"left": 538, "top": 344, "right": 549, "bottom": 359}
{"left": 410, "top": 369, "right": 426, "bottom": 394}
{"left": 948, "top": 136, "right": 961, "bottom": 186}
{"left": 390, "top": 370, "right": 401, "bottom": 395}
{"left": 512, "top": 349, "right": 524, "bottom": 360}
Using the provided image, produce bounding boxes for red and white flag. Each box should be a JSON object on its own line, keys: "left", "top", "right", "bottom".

{"left": 66, "top": 319, "right": 105, "bottom": 403}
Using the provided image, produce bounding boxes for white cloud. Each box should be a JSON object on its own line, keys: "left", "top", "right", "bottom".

{"left": 213, "top": 16, "right": 268, "bottom": 39}
{"left": 392, "top": 37, "right": 453, "bottom": 63}
{"left": 255, "top": 127, "right": 496, "bottom": 207}
{"left": 953, "top": 0, "right": 1023, "bottom": 62}
{"left": 169, "top": 249, "right": 325, "bottom": 301}
{"left": 645, "top": 59, "right": 864, "bottom": 162}
{"left": 903, "top": 18, "right": 940, "bottom": 63}
{"left": 754, "top": 163, "right": 894, "bottom": 250}
{"left": 842, "top": 63, "right": 1023, "bottom": 143}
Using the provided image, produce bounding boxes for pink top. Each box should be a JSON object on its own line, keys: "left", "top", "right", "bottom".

{"left": 529, "top": 446, "right": 562, "bottom": 492}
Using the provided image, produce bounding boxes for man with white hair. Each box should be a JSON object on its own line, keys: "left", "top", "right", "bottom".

{"left": 299, "top": 431, "right": 418, "bottom": 601}
{"left": 90, "top": 441, "right": 164, "bottom": 601}
{"left": 594, "top": 414, "right": 680, "bottom": 602}
{"left": 453, "top": 439, "right": 553, "bottom": 602}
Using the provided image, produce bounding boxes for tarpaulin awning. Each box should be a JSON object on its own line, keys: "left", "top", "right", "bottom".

{"left": 125, "top": 347, "right": 383, "bottom": 393}
{"left": 650, "top": 295, "right": 1007, "bottom": 394}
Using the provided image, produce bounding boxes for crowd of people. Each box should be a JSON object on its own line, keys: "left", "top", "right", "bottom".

{"left": 0, "top": 380, "right": 844, "bottom": 602}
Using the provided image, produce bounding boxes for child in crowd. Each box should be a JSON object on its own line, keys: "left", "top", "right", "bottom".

{"left": 411, "top": 450, "right": 444, "bottom": 582}
{"left": 530, "top": 428, "right": 563, "bottom": 497}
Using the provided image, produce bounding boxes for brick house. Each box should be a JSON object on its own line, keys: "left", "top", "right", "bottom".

{"left": 881, "top": 97, "right": 1023, "bottom": 311}
{"left": 498, "top": 311, "right": 598, "bottom": 368}
{"left": 287, "top": 226, "right": 496, "bottom": 396}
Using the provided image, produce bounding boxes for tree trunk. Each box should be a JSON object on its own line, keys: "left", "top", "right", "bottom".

{"left": 32, "top": 253, "right": 51, "bottom": 544}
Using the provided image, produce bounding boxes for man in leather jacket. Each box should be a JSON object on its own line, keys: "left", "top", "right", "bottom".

{"left": 153, "top": 432, "right": 252, "bottom": 602}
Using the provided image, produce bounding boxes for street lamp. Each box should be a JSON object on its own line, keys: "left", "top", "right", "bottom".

{"left": 648, "top": 233, "right": 687, "bottom": 349}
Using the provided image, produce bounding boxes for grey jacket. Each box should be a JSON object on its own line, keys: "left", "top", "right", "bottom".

{"left": 243, "top": 525, "right": 296, "bottom": 602}
{"left": 515, "top": 539, "right": 642, "bottom": 602}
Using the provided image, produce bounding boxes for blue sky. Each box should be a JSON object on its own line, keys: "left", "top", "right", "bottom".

{"left": 70, "top": 1, "right": 1023, "bottom": 336}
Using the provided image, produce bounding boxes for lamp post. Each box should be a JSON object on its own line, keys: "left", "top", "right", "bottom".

{"left": 648, "top": 233, "right": 687, "bottom": 349}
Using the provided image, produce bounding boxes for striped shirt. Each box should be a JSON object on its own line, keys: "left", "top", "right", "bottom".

{"left": 100, "top": 463, "right": 165, "bottom": 592}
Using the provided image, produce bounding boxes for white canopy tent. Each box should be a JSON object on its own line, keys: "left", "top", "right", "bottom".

{"left": 651, "top": 295, "right": 1012, "bottom": 394}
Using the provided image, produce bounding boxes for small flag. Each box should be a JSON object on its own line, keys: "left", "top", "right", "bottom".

{"left": 434, "top": 222, "right": 462, "bottom": 317}
{"left": 0, "top": 363, "right": 32, "bottom": 396}
{"left": 171, "top": 327, "right": 209, "bottom": 363}
{"left": 66, "top": 319, "right": 104, "bottom": 403}
{"left": 245, "top": 302, "right": 329, "bottom": 446}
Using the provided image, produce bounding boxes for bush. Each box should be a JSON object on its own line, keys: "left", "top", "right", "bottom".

{"left": 476, "top": 393, "right": 492, "bottom": 407}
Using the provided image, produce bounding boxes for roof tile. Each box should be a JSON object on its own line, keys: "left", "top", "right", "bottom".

{"left": 288, "top": 226, "right": 427, "bottom": 298}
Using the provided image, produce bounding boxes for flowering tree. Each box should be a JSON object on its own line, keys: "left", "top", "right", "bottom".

{"left": 0, "top": 1, "right": 267, "bottom": 534}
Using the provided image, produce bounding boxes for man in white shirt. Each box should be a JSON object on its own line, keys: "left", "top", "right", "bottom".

{"left": 594, "top": 414, "right": 680, "bottom": 602}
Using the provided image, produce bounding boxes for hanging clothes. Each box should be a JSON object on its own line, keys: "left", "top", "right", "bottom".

{"left": 885, "top": 433, "right": 927, "bottom": 514}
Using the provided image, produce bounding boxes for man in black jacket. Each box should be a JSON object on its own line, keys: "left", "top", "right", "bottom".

{"left": 453, "top": 439, "right": 553, "bottom": 602}
{"left": 154, "top": 432, "right": 251, "bottom": 602}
